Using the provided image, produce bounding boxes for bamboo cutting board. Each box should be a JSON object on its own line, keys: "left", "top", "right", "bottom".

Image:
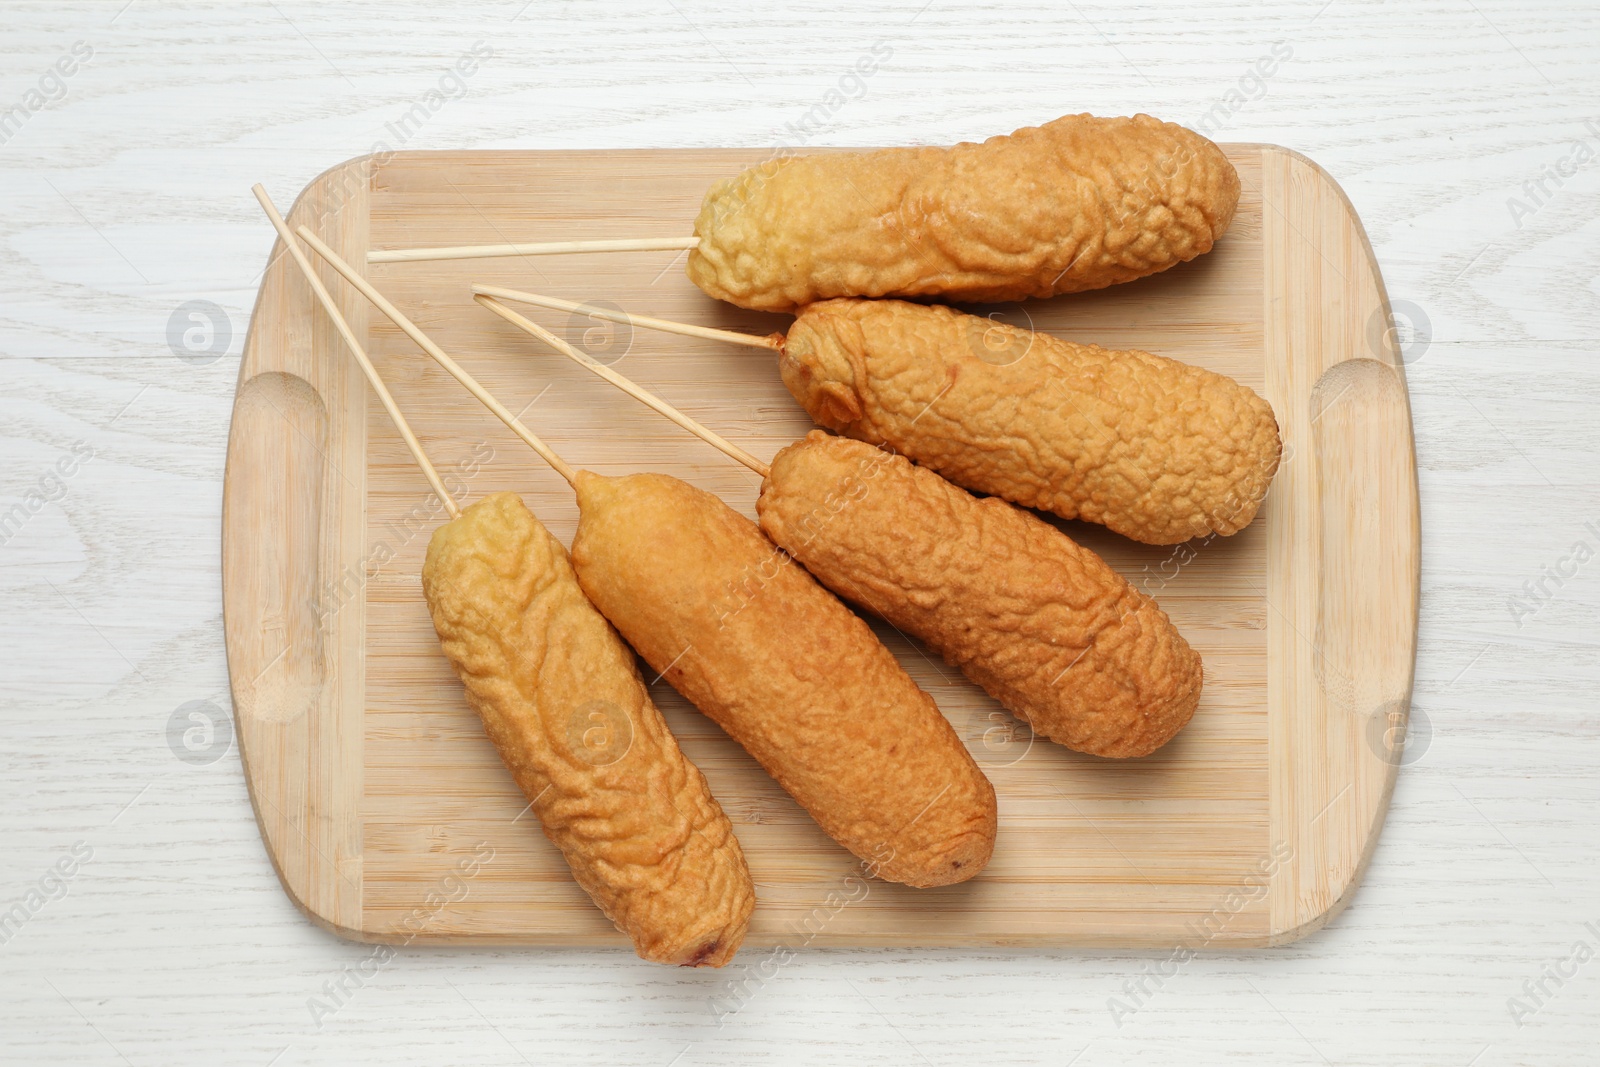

{"left": 223, "top": 144, "right": 1419, "bottom": 949}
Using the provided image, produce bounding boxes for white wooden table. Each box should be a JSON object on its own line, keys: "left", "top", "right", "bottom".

{"left": 2, "top": 2, "right": 1597, "bottom": 1064}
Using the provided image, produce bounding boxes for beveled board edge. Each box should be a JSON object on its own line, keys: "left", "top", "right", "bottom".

{"left": 225, "top": 156, "right": 372, "bottom": 941}
{"left": 1258, "top": 144, "right": 1420, "bottom": 946}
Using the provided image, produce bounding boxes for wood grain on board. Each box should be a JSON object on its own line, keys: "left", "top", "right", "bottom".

{"left": 223, "top": 145, "right": 1419, "bottom": 948}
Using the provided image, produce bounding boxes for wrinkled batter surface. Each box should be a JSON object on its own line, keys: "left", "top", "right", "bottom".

{"left": 422, "top": 491, "right": 754, "bottom": 966}
{"left": 688, "top": 113, "right": 1240, "bottom": 311}
{"left": 760, "top": 434, "right": 1203, "bottom": 758}
{"left": 569, "top": 470, "right": 996, "bottom": 888}
{"left": 780, "top": 299, "right": 1281, "bottom": 545}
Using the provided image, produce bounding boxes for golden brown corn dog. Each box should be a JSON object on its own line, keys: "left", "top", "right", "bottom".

{"left": 779, "top": 298, "right": 1281, "bottom": 545}
{"left": 758, "top": 432, "right": 1203, "bottom": 757}
{"left": 569, "top": 471, "right": 997, "bottom": 888}
{"left": 687, "top": 113, "right": 1239, "bottom": 311}
{"left": 422, "top": 491, "right": 755, "bottom": 966}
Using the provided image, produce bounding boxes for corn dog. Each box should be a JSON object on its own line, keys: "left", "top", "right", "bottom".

{"left": 471, "top": 286, "right": 1281, "bottom": 545}
{"left": 687, "top": 113, "right": 1240, "bottom": 311}
{"left": 759, "top": 432, "right": 1202, "bottom": 757}
{"left": 424, "top": 492, "right": 755, "bottom": 964}
{"left": 569, "top": 470, "right": 997, "bottom": 888}
{"left": 781, "top": 298, "right": 1281, "bottom": 545}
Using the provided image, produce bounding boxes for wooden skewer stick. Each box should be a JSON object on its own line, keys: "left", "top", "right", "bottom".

{"left": 251, "top": 184, "right": 461, "bottom": 518}
{"left": 295, "top": 226, "right": 578, "bottom": 487}
{"left": 368, "top": 236, "right": 700, "bottom": 265}
{"left": 472, "top": 284, "right": 783, "bottom": 352}
{"left": 475, "top": 293, "right": 772, "bottom": 481}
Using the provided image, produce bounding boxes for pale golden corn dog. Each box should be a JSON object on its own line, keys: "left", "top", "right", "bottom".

{"left": 779, "top": 298, "right": 1281, "bottom": 545}
{"left": 422, "top": 491, "right": 755, "bottom": 966}
{"left": 759, "top": 433, "right": 1203, "bottom": 757}
{"left": 687, "top": 113, "right": 1240, "bottom": 311}
{"left": 569, "top": 471, "right": 998, "bottom": 888}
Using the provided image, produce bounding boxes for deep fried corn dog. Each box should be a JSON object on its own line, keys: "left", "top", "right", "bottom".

{"left": 781, "top": 298, "right": 1281, "bottom": 545}
{"left": 570, "top": 471, "right": 998, "bottom": 888}
{"left": 423, "top": 497, "right": 756, "bottom": 966}
{"left": 760, "top": 433, "right": 1203, "bottom": 757}
{"left": 687, "top": 113, "right": 1240, "bottom": 311}
{"left": 470, "top": 286, "right": 1281, "bottom": 545}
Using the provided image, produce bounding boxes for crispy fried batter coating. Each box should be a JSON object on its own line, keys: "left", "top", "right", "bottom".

{"left": 687, "top": 113, "right": 1240, "bottom": 311}
{"left": 421, "top": 492, "right": 754, "bottom": 966}
{"left": 758, "top": 433, "right": 1203, "bottom": 758}
{"left": 779, "top": 298, "right": 1281, "bottom": 545}
{"left": 568, "top": 471, "right": 996, "bottom": 888}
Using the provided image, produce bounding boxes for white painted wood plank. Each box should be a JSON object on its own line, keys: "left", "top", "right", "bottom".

{"left": 2, "top": 1, "right": 1597, "bottom": 1064}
